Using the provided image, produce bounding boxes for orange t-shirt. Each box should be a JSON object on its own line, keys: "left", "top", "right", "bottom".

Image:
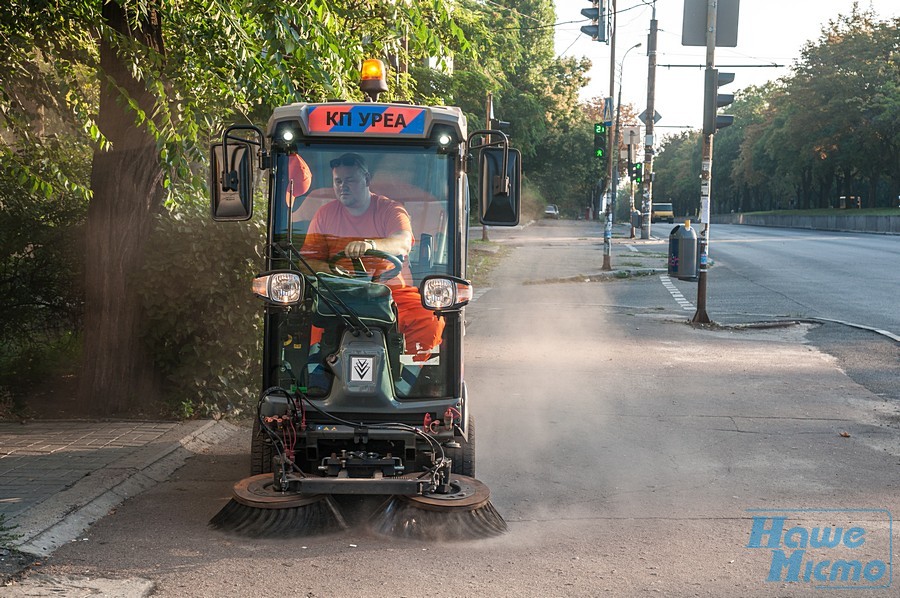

{"left": 301, "top": 193, "right": 445, "bottom": 358}
{"left": 302, "top": 193, "right": 414, "bottom": 287}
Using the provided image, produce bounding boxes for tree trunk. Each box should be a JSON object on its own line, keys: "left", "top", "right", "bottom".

{"left": 78, "top": 2, "right": 165, "bottom": 415}
{"left": 867, "top": 175, "right": 878, "bottom": 209}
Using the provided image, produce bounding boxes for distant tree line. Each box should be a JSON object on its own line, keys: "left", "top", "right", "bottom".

{"left": 653, "top": 8, "right": 899, "bottom": 217}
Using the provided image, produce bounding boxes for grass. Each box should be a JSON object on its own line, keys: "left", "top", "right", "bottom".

{"left": 467, "top": 241, "right": 509, "bottom": 288}
{"left": 0, "top": 514, "right": 21, "bottom": 547}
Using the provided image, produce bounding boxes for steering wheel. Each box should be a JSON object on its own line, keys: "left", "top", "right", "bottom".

{"left": 327, "top": 249, "right": 403, "bottom": 283}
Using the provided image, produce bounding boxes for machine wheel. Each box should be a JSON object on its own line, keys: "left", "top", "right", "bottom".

{"left": 449, "top": 414, "right": 476, "bottom": 477}
{"left": 250, "top": 418, "right": 274, "bottom": 475}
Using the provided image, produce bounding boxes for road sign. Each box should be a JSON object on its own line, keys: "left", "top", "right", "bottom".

{"left": 623, "top": 126, "right": 641, "bottom": 146}
{"left": 682, "top": 0, "right": 740, "bottom": 47}
{"left": 638, "top": 110, "right": 662, "bottom": 125}
{"left": 603, "top": 97, "right": 613, "bottom": 126}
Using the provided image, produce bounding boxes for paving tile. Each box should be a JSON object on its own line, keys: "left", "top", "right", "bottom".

{"left": 0, "top": 420, "right": 225, "bottom": 538}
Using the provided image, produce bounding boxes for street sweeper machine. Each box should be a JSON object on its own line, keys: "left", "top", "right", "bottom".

{"left": 206, "top": 59, "right": 521, "bottom": 540}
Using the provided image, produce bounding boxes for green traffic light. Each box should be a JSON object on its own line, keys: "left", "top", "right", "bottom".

{"left": 632, "top": 163, "right": 643, "bottom": 182}
{"left": 593, "top": 123, "right": 607, "bottom": 159}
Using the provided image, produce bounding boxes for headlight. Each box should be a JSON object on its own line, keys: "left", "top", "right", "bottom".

{"left": 252, "top": 271, "right": 304, "bottom": 304}
{"left": 431, "top": 124, "right": 459, "bottom": 150}
{"left": 420, "top": 276, "right": 472, "bottom": 312}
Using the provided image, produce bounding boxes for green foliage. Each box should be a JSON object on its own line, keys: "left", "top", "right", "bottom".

{"left": 651, "top": 131, "right": 703, "bottom": 217}
{"left": 520, "top": 177, "right": 546, "bottom": 223}
{"left": 0, "top": 513, "right": 22, "bottom": 546}
{"left": 528, "top": 117, "right": 597, "bottom": 216}
{"left": 0, "top": 135, "right": 88, "bottom": 397}
{"left": 137, "top": 199, "right": 265, "bottom": 418}
{"left": 1, "top": 1, "right": 465, "bottom": 207}
{"left": 450, "top": 1, "right": 589, "bottom": 162}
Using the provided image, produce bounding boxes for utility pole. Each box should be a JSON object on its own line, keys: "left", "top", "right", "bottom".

{"left": 691, "top": 1, "right": 717, "bottom": 323}
{"left": 640, "top": 1, "right": 658, "bottom": 240}
{"left": 483, "top": 92, "right": 492, "bottom": 242}
{"left": 602, "top": 0, "right": 617, "bottom": 271}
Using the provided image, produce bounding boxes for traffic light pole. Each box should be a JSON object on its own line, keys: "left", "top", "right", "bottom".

{"left": 692, "top": 0, "right": 717, "bottom": 324}
{"left": 602, "top": 0, "right": 617, "bottom": 271}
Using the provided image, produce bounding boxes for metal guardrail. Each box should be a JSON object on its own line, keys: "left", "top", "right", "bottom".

{"left": 710, "top": 213, "right": 900, "bottom": 234}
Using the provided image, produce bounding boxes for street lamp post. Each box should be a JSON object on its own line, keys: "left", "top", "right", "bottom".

{"left": 614, "top": 42, "right": 642, "bottom": 239}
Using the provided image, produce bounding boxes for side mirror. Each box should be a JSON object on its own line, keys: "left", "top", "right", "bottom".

{"left": 478, "top": 147, "right": 521, "bottom": 226}
{"left": 210, "top": 141, "right": 253, "bottom": 221}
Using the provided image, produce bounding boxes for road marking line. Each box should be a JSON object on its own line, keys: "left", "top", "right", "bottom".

{"left": 659, "top": 275, "right": 695, "bottom": 311}
{"left": 626, "top": 244, "right": 638, "bottom": 252}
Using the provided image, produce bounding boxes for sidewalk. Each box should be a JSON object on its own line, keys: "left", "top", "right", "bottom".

{"left": 489, "top": 220, "right": 670, "bottom": 281}
{"left": 0, "top": 419, "right": 238, "bottom": 557}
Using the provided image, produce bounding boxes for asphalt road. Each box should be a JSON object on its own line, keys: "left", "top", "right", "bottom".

{"left": 21, "top": 220, "right": 900, "bottom": 597}
{"left": 608, "top": 222, "right": 900, "bottom": 405}
{"left": 677, "top": 224, "right": 900, "bottom": 335}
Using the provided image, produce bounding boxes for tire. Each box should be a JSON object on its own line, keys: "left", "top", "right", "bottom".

{"left": 250, "top": 418, "right": 274, "bottom": 475}
{"left": 449, "top": 414, "right": 476, "bottom": 477}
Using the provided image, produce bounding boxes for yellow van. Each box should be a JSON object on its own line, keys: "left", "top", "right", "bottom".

{"left": 651, "top": 202, "right": 674, "bottom": 223}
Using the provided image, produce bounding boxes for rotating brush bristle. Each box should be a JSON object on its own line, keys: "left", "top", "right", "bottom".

{"left": 370, "top": 473, "right": 507, "bottom": 541}
{"left": 209, "top": 496, "right": 347, "bottom": 538}
{"left": 209, "top": 474, "right": 347, "bottom": 538}
{"left": 371, "top": 495, "right": 507, "bottom": 541}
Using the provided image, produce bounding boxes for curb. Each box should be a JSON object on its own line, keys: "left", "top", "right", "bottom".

{"left": 13, "top": 420, "right": 238, "bottom": 557}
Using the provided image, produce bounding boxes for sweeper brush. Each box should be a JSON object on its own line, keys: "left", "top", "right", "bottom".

{"left": 370, "top": 475, "right": 507, "bottom": 541}
{"left": 209, "top": 467, "right": 507, "bottom": 540}
{"left": 209, "top": 474, "right": 347, "bottom": 537}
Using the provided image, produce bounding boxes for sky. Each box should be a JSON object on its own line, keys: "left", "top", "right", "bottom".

{"left": 553, "top": 0, "right": 898, "bottom": 138}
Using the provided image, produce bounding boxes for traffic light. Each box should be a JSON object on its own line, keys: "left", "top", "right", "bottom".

{"left": 703, "top": 68, "right": 735, "bottom": 135}
{"left": 490, "top": 118, "right": 510, "bottom": 132}
{"left": 593, "top": 123, "right": 607, "bottom": 159}
{"left": 581, "top": 1, "right": 607, "bottom": 42}
{"left": 631, "top": 162, "right": 643, "bottom": 184}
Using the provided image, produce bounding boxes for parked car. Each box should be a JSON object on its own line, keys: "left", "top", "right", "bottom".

{"left": 544, "top": 204, "right": 560, "bottom": 219}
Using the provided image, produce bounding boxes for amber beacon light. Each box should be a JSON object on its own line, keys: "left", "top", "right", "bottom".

{"left": 360, "top": 58, "right": 388, "bottom": 100}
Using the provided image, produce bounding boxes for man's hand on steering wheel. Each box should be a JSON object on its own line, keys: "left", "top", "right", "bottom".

{"left": 344, "top": 239, "right": 378, "bottom": 258}
{"left": 327, "top": 243, "right": 403, "bottom": 283}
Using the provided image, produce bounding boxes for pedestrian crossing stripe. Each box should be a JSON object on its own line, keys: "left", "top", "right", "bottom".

{"left": 659, "top": 275, "right": 695, "bottom": 311}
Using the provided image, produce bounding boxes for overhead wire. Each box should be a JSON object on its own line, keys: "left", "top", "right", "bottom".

{"left": 477, "top": 0, "right": 543, "bottom": 24}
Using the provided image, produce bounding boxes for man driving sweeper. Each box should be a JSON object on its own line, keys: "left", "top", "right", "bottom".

{"left": 300, "top": 152, "right": 444, "bottom": 360}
